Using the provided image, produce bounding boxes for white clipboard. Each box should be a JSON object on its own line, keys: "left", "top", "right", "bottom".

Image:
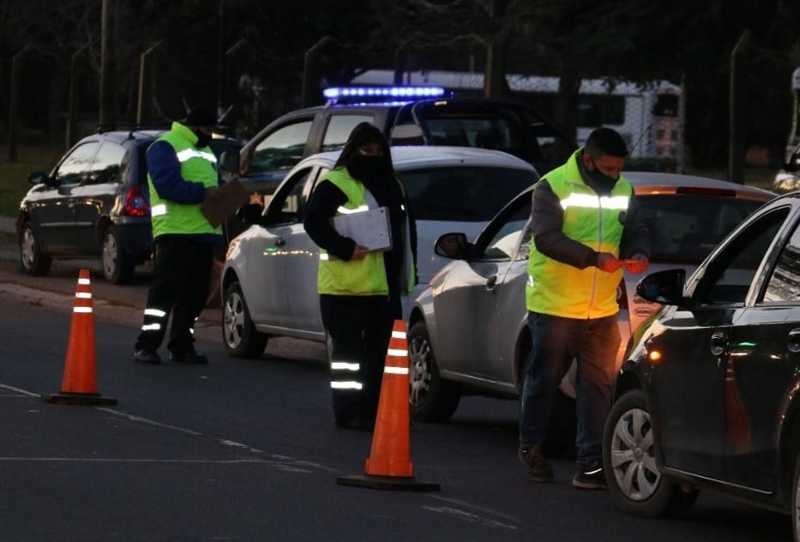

{"left": 332, "top": 206, "right": 393, "bottom": 252}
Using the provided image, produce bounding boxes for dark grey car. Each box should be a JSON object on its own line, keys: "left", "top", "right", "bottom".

{"left": 16, "top": 130, "right": 161, "bottom": 283}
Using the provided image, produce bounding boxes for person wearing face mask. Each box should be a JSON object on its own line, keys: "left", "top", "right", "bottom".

{"left": 303, "top": 122, "right": 417, "bottom": 429}
{"left": 517, "top": 127, "right": 650, "bottom": 489}
{"left": 133, "top": 106, "right": 222, "bottom": 365}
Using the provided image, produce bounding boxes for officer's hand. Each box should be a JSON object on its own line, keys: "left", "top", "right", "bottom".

{"left": 624, "top": 254, "right": 649, "bottom": 274}
{"left": 351, "top": 245, "right": 369, "bottom": 260}
{"left": 596, "top": 252, "right": 622, "bottom": 273}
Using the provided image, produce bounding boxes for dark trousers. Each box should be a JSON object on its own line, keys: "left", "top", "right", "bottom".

{"left": 518, "top": 312, "right": 620, "bottom": 467}
{"left": 320, "top": 294, "right": 394, "bottom": 423}
{"left": 135, "top": 236, "right": 213, "bottom": 355}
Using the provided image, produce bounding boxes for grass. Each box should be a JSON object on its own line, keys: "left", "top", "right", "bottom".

{"left": 0, "top": 144, "right": 64, "bottom": 217}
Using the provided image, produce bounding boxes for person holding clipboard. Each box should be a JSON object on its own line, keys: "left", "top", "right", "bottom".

{"left": 304, "top": 123, "right": 417, "bottom": 429}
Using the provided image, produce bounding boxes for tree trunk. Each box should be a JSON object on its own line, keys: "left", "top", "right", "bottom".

{"left": 556, "top": 48, "right": 580, "bottom": 156}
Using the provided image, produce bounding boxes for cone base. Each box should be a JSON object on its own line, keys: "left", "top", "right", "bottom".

{"left": 43, "top": 392, "right": 117, "bottom": 406}
{"left": 336, "top": 474, "right": 440, "bottom": 492}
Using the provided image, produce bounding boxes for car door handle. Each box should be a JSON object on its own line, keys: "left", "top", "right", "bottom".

{"left": 274, "top": 238, "right": 286, "bottom": 247}
{"left": 485, "top": 275, "right": 497, "bottom": 291}
{"left": 788, "top": 329, "right": 800, "bottom": 353}
{"left": 710, "top": 332, "right": 728, "bottom": 357}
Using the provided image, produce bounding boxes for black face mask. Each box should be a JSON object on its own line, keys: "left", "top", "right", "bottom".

{"left": 194, "top": 130, "right": 211, "bottom": 148}
{"left": 586, "top": 159, "right": 619, "bottom": 186}
{"left": 348, "top": 155, "right": 385, "bottom": 180}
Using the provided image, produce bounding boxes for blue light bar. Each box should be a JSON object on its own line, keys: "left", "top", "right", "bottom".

{"left": 323, "top": 86, "right": 447, "bottom": 100}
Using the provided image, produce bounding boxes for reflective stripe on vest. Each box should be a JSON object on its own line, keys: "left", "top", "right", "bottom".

{"left": 526, "top": 149, "right": 631, "bottom": 319}
{"left": 147, "top": 122, "right": 221, "bottom": 239}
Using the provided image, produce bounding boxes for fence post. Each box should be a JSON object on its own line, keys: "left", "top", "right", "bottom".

{"left": 136, "top": 41, "right": 163, "bottom": 126}
{"left": 99, "top": 0, "right": 115, "bottom": 130}
{"left": 302, "top": 36, "right": 335, "bottom": 107}
{"left": 8, "top": 44, "right": 31, "bottom": 162}
{"left": 728, "top": 30, "right": 751, "bottom": 183}
{"left": 66, "top": 45, "right": 89, "bottom": 151}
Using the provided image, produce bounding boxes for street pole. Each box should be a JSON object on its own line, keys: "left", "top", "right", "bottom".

{"left": 728, "top": 30, "right": 751, "bottom": 184}
{"left": 302, "top": 36, "right": 335, "bottom": 107}
{"left": 217, "top": 0, "right": 225, "bottom": 118}
{"left": 137, "top": 41, "right": 163, "bottom": 126}
{"left": 99, "top": 0, "right": 115, "bottom": 130}
{"left": 8, "top": 44, "right": 30, "bottom": 162}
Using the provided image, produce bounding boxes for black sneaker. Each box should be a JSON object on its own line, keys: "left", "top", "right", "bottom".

{"left": 133, "top": 349, "right": 162, "bottom": 365}
{"left": 518, "top": 445, "right": 554, "bottom": 482}
{"left": 572, "top": 464, "right": 607, "bottom": 490}
{"left": 169, "top": 350, "right": 208, "bottom": 365}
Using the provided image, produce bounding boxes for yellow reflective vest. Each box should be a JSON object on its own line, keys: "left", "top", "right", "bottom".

{"left": 316, "top": 167, "right": 415, "bottom": 296}
{"left": 526, "top": 150, "right": 632, "bottom": 319}
{"left": 148, "top": 122, "right": 221, "bottom": 239}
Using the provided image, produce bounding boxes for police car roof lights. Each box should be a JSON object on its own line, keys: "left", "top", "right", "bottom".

{"left": 323, "top": 85, "right": 448, "bottom": 104}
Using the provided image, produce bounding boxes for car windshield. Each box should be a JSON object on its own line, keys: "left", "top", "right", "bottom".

{"left": 632, "top": 194, "right": 764, "bottom": 264}
{"left": 398, "top": 166, "right": 536, "bottom": 221}
{"left": 422, "top": 116, "right": 523, "bottom": 154}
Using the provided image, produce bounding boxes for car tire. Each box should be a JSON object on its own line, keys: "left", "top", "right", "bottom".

{"left": 603, "top": 389, "right": 698, "bottom": 517}
{"left": 792, "top": 451, "right": 800, "bottom": 542}
{"left": 408, "top": 321, "right": 461, "bottom": 422}
{"left": 222, "top": 280, "right": 268, "bottom": 358}
{"left": 101, "top": 226, "right": 135, "bottom": 284}
{"left": 18, "top": 222, "right": 51, "bottom": 276}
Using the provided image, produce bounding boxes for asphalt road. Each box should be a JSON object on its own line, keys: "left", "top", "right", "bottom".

{"left": 0, "top": 240, "right": 793, "bottom": 541}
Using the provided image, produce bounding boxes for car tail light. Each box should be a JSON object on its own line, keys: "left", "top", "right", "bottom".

{"left": 123, "top": 185, "right": 150, "bottom": 217}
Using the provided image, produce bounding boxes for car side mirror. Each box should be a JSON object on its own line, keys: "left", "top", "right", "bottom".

{"left": 636, "top": 269, "right": 690, "bottom": 307}
{"left": 236, "top": 202, "right": 264, "bottom": 225}
{"left": 219, "top": 150, "right": 241, "bottom": 175}
{"left": 435, "top": 232, "right": 470, "bottom": 260}
{"left": 28, "top": 171, "right": 52, "bottom": 186}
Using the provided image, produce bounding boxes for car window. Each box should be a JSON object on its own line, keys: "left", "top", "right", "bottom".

{"left": 630, "top": 194, "right": 764, "bottom": 264}
{"left": 54, "top": 142, "right": 100, "bottom": 185}
{"left": 761, "top": 219, "right": 800, "bottom": 304}
{"left": 266, "top": 167, "right": 313, "bottom": 224}
{"left": 249, "top": 120, "right": 312, "bottom": 175}
{"left": 480, "top": 198, "right": 532, "bottom": 260}
{"left": 398, "top": 166, "right": 536, "bottom": 222}
{"left": 88, "top": 142, "right": 126, "bottom": 184}
{"left": 692, "top": 208, "right": 789, "bottom": 305}
{"left": 322, "top": 115, "right": 374, "bottom": 152}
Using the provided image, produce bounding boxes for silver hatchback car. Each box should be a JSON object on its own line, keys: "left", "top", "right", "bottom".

{"left": 221, "top": 146, "right": 538, "bottom": 357}
{"left": 407, "top": 173, "right": 774, "bottom": 422}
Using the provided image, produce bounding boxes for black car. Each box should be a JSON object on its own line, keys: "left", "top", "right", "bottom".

{"left": 604, "top": 191, "right": 800, "bottom": 537}
{"left": 236, "top": 86, "right": 567, "bottom": 195}
{"left": 16, "top": 130, "right": 162, "bottom": 283}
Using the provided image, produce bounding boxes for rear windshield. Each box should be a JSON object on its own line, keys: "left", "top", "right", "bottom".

{"left": 632, "top": 194, "right": 764, "bottom": 264}
{"left": 399, "top": 166, "right": 536, "bottom": 222}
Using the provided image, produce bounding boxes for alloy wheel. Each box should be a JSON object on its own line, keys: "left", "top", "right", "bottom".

{"left": 102, "top": 232, "right": 117, "bottom": 279}
{"left": 223, "top": 290, "right": 246, "bottom": 349}
{"left": 610, "top": 407, "right": 661, "bottom": 501}
{"left": 21, "top": 227, "right": 35, "bottom": 269}
{"left": 409, "top": 334, "right": 433, "bottom": 408}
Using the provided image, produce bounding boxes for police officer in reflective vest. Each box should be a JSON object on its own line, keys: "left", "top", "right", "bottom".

{"left": 518, "top": 128, "right": 650, "bottom": 488}
{"left": 304, "top": 123, "right": 416, "bottom": 428}
{"left": 133, "top": 107, "right": 222, "bottom": 365}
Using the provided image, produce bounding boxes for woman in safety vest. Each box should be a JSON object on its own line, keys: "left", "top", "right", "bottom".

{"left": 304, "top": 123, "right": 417, "bottom": 428}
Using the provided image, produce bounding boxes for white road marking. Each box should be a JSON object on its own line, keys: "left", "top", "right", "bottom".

{"left": 421, "top": 505, "right": 518, "bottom": 531}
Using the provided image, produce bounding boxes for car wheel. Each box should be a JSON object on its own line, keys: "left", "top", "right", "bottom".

{"left": 222, "top": 280, "right": 268, "bottom": 358}
{"left": 792, "top": 452, "right": 800, "bottom": 542}
{"left": 18, "top": 222, "right": 51, "bottom": 276}
{"left": 603, "top": 389, "right": 698, "bottom": 517}
{"left": 102, "top": 226, "right": 135, "bottom": 284}
{"left": 408, "top": 321, "right": 461, "bottom": 422}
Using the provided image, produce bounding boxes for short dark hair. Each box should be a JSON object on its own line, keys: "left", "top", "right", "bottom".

{"left": 584, "top": 127, "right": 628, "bottom": 158}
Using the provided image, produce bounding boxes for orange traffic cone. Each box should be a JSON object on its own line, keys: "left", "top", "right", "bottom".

{"left": 43, "top": 269, "right": 117, "bottom": 406}
{"left": 337, "top": 320, "right": 439, "bottom": 491}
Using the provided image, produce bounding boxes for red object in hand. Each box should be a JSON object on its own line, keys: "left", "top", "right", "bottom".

{"left": 597, "top": 253, "right": 622, "bottom": 273}
{"left": 624, "top": 256, "right": 649, "bottom": 274}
